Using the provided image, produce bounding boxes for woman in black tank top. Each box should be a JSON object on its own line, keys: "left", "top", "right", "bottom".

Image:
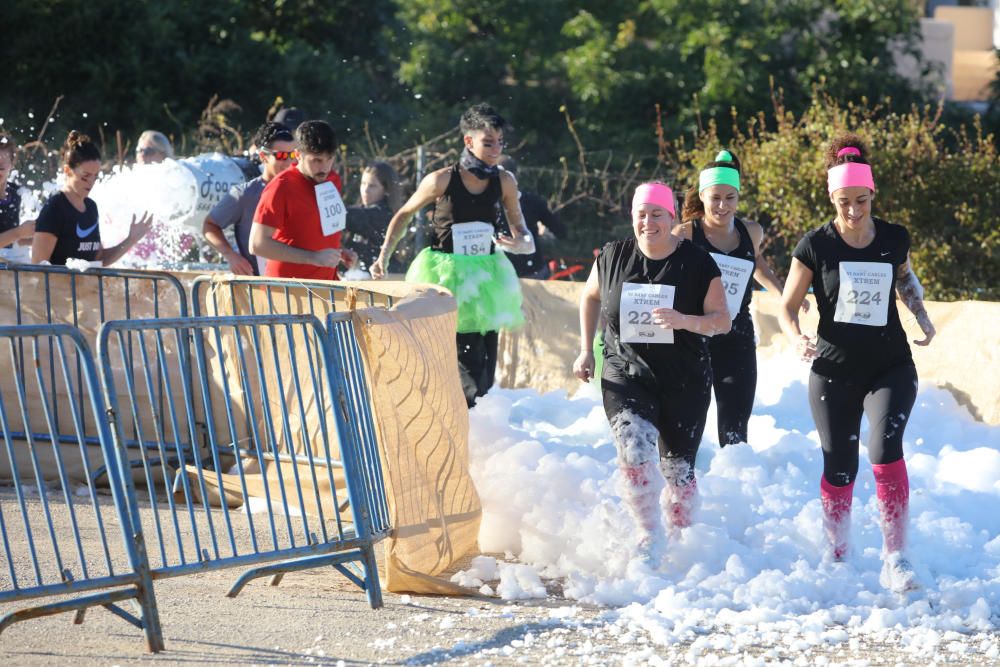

{"left": 780, "top": 133, "right": 935, "bottom": 593}
{"left": 675, "top": 150, "right": 793, "bottom": 446}
{"left": 370, "top": 104, "right": 536, "bottom": 407}
{"left": 573, "top": 181, "right": 731, "bottom": 567}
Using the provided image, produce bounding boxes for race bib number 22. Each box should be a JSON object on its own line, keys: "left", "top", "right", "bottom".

{"left": 620, "top": 282, "right": 676, "bottom": 344}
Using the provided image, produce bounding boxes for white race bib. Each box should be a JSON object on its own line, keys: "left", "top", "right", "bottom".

{"left": 834, "top": 261, "right": 892, "bottom": 326}
{"left": 451, "top": 221, "right": 494, "bottom": 256}
{"left": 315, "top": 181, "right": 346, "bottom": 237}
{"left": 620, "top": 282, "right": 675, "bottom": 344}
{"left": 710, "top": 253, "right": 754, "bottom": 321}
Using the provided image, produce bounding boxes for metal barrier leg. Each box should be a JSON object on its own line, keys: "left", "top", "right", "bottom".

{"left": 226, "top": 550, "right": 372, "bottom": 599}
{"left": 0, "top": 587, "right": 140, "bottom": 636}
{"left": 135, "top": 561, "right": 164, "bottom": 652}
{"left": 359, "top": 544, "right": 384, "bottom": 609}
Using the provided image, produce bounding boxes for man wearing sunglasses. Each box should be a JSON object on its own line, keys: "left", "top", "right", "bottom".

{"left": 250, "top": 119, "right": 357, "bottom": 280}
{"left": 202, "top": 122, "right": 296, "bottom": 275}
{"left": 134, "top": 130, "right": 174, "bottom": 164}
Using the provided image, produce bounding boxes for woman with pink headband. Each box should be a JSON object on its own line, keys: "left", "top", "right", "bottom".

{"left": 779, "top": 133, "right": 935, "bottom": 593}
{"left": 573, "top": 181, "right": 731, "bottom": 566}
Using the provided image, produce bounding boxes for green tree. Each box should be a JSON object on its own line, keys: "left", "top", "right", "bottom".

{"left": 1, "top": 0, "right": 400, "bottom": 151}
{"left": 392, "top": 0, "right": 932, "bottom": 158}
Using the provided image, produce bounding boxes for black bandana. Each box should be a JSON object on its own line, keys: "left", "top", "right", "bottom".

{"left": 460, "top": 147, "right": 499, "bottom": 180}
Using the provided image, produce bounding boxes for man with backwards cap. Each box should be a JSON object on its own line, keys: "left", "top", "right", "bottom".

{"left": 573, "top": 181, "right": 731, "bottom": 567}
{"left": 202, "top": 121, "right": 297, "bottom": 275}
{"left": 250, "top": 119, "right": 357, "bottom": 280}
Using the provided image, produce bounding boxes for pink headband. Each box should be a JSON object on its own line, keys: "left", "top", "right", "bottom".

{"left": 837, "top": 147, "right": 861, "bottom": 158}
{"left": 632, "top": 183, "right": 675, "bottom": 218}
{"left": 827, "top": 162, "right": 875, "bottom": 194}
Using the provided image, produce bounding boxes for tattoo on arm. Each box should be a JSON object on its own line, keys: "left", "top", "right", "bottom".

{"left": 896, "top": 264, "right": 925, "bottom": 316}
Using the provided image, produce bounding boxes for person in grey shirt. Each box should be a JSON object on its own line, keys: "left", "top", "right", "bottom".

{"left": 202, "top": 122, "right": 296, "bottom": 274}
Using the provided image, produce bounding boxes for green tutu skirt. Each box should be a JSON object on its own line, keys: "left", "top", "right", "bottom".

{"left": 406, "top": 248, "right": 524, "bottom": 334}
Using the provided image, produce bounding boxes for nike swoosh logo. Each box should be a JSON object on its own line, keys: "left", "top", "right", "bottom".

{"left": 76, "top": 222, "right": 98, "bottom": 238}
{"left": 880, "top": 251, "right": 890, "bottom": 256}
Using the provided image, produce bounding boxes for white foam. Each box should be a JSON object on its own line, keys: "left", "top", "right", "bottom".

{"left": 458, "top": 351, "right": 1000, "bottom": 654}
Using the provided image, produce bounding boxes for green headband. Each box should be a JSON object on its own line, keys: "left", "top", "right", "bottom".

{"left": 698, "top": 150, "right": 740, "bottom": 193}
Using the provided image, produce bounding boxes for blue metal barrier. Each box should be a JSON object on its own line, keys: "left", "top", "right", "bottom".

{"left": 0, "top": 324, "right": 162, "bottom": 651}
{"left": 325, "top": 313, "right": 390, "bottom": 539}
{"left": 98, "top": 314, "right": 388, "bottom": 612}
{"left": 190, "top": 274, "right": 394, "bottom": 318}
{"left": 0, "top": 263, "right": 192, "bottom": 484}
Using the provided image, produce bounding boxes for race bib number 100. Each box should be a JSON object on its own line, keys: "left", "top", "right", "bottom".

{"left": 834, "top": 261, "right": 892, "bottom": 326}
{"left": 710, "top": 253, "right": 754, "bottom": 321}
{"left": 451, "top": 221, "right": 494, "bottom": 256}
{"left": 315, "top": 182, "right": 347, "bottom": 237}
{"left": 620, "top": 282, "right": 676, "bottom": 344}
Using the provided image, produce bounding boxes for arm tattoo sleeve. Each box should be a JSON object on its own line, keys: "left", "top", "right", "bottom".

{"left": 896, "top": 266, "right": 925, "bottom": 315}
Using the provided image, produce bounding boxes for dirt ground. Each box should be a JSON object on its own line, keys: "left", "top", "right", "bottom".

{"left": 2, "top": 493, "right": 997, "bottom": 666}
{"left": 3, "top": 561, "right": 999, "bottom": 666}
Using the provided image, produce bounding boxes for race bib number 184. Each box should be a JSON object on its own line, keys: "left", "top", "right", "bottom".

{"left": 451, "top": 221, "right": 494, "bottom": 256}
{"left": 834, "top": 261, "right": 892, "bottom": 326}
{"left": 620, "top": 282, "right": 675, "bottom": 344}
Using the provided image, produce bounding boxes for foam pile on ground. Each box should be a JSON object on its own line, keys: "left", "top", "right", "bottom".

{"left": 459, "top": 352, "right": 1000, "bottom": 655}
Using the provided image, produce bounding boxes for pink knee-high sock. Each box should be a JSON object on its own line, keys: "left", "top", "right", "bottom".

{"left": 621, "top": 461, "right": 666, "bottom": 534}
{"left": 666, "top": 476, "right": 697, "bottom": 528}
{"left": 660, "top": 459, "right": 697, "bottom": 529}
{"left": 820, "top": 476, "right": 854, "bottom": 560}
{"left": 872, "top": 458, "right": 909, "bottom": 553}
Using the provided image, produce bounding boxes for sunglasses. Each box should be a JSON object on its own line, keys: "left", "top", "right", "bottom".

{"left": 135, "top": 147, "right": 163, "bottom": 156}
{"left": 263, "top": 149, "right": 297, "bottom": 161}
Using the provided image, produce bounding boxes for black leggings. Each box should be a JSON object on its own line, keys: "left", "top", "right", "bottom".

{"left": 708, "top": 333, "right": 757, "bottom": 446}
{"left": 601, "top": 365, "right": 712, "bottom": 471}
{"left": 456, "top": 331, "right": 499, "bottom": 408}
{"left": 808, "top": 364, "right": 918, "bottom": 487}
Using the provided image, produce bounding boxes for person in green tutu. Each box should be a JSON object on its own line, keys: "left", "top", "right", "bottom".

{"left": 370, "top": 103, "right": 535, "bottom": 407}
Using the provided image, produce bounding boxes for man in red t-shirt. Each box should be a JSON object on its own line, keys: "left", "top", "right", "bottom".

{"left": 250, "top": 120, "right": 357, "bottom": 280}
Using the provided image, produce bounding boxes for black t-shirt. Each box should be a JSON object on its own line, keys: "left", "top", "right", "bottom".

{"left": 597, "top": 237, "right": 721, "bottom": 381}
{"left": 792, "top": 217, "right": 912, "bottom": 381}
{"left": 0, "top": 181, "right": 21, "bottom": 247}
{"left": 690, "top": 217, "right": 756, "bottom": 341}
{"left": 35, "top": 192, "right": 102, "bottom": 265}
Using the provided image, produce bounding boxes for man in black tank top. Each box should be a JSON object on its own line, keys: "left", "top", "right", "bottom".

{"left": 371, "top": 104, "right": 536, "bottom": 407}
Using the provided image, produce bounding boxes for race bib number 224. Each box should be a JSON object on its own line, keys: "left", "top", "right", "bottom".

{"left": 834, "top": 261, "right": 892, "bottom": 326}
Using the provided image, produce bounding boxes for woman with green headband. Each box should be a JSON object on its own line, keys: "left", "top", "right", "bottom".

{"left": 675, "top": 150, "right": 792, "bottom": 446}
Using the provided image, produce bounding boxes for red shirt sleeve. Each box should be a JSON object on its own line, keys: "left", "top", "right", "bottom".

{"left": 254, "top": 176, "right": 285, "bottom": 230}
